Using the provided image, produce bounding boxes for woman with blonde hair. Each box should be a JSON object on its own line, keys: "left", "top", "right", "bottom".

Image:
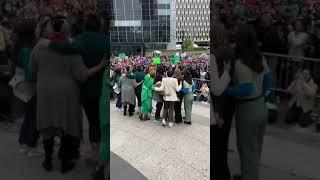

{"left": 140, "top": 68, "right": 156, "bottom": 121}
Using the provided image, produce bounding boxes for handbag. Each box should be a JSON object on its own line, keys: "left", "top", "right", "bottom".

{"left": 154, "top": 83, "right": 165, "bottom": 96}
{"left": 113, "top": 83, "right": 120, "bottom": 94}
{"left": 8, "top": 67, "right": 36, "bottom": 102}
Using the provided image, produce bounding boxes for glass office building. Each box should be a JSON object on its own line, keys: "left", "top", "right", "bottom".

{"left": 109, "top": 0, "right": 176, "bottom": 55}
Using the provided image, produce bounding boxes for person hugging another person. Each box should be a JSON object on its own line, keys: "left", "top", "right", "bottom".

{"left": 120, "top": 66, "right": 143, "bottom": 116}
{"left": 286, "top": 69, "right": 318, "bottom": 127}
{"left": 154, "top": 69, "right": 182, "bottom": 128}
{"left": 153, "top": 71, "right": 164, "bottom": 121}
{"left": 30, "top": 16, "right": 107, "bottom": 174}
{"left": 140, "top": 67, "right": 156, "bottom": 121}
{"left": 182, "top": 69, "right": 194, "bottom": 125}
{"left": 134, "top": 65, "right": 145, "bottom": 115}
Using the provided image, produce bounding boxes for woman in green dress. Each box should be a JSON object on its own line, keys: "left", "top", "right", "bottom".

{"left": 140, "top": 69, "right": 156, "bottom": 121}
{"left": 93, "top": 65, "right": 110, "bottom": 180}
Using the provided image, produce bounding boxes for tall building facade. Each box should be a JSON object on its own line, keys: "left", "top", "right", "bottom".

{"left": 176, "top": 0, "right": 210, "bottom": 44}
{"left": 109, "top": 0, "right": 176, "bottom": 55}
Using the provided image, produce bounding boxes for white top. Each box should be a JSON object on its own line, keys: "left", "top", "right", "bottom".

{"left": 155, "top": 77, "right": 182, "bottom": 102}
{"left": 288, "top": 31, "right": 309, "bottom": 58}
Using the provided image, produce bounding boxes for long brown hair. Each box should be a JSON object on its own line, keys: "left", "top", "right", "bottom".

{"left": 235, "top": 24, "right": 263, "bottom": 73}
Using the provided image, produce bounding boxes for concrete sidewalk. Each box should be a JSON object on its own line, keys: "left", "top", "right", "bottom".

{"left": 110, "top": 101, "right": 210, "bottom": 180}
{"left": 228, "top": 124, "right": 320, "bottom": 180}
{"left": 0, "top": 116, "right": 144, "bottom": 180}
{"left": 0, "top": 122, "right": 91, "bottom": 180}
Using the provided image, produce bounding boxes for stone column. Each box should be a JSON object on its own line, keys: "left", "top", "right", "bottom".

{"left": 167, "top": 0, "right": 176, "bottom": 50}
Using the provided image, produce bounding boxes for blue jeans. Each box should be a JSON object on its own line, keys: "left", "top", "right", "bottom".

{"left": 18, "top": 95, "right": 39, "bottom": 147}
{"left": 116, "top": 93, "right": 122, "bottom": 108}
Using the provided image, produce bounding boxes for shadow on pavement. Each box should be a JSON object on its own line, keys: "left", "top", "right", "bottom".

{"left": 111, "top": 151, "right": 147, "bottom": 180}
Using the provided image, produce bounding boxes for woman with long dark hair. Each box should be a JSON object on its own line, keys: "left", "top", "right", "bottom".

{"left": 173, "top": 66, "right": 183, "bottom": 123}
{"left": 226, "top": 24, "right": 272, "bottom": 180}
{"left": 211, "top": 16, "right": 235, "bottom": 179}
{"left": 182, "top": 69, "right": 194, "bottom": 124}
{"left": 153, "top": 72, "right": 164, "bottom": 121}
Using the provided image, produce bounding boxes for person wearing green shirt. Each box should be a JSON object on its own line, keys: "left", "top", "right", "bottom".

{"left": 92, "top": 67, "right": 110, "bottom": 180}
{"left": 134, "top": 66, "right": 145, "bottom": 114}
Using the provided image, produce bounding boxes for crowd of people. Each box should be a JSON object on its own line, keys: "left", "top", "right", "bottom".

{"left": 211, "top": 1, "right": 320, "bottom": 180}
{"left": 213, "top": 0, "right": 320, "bottom": 87}
{"left": 0, "top": 1, "right": 110, "bottom": 180}
{"left": 110, "top": 55, "right": 210, "bottom": 127}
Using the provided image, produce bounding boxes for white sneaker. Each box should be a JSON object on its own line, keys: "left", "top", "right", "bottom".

{"left": 118, "top": 108, "right": 122, "bottom": 112}
{"left": 169, "top": 122, "right": 174, "bottom": 128}
{"left": 27, "top": 148, "right": 44, "bottom": 157}
{"left": 162, "top": 119, "right": 167, "bottom": 126}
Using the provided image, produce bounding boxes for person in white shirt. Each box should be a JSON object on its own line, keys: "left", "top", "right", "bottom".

{"left": 286, "top": 69, "right": 318, "bottom": 127}
{"left": 199, "top": 83, "right": 210, "bottom": 102}
{"left": 288, "top": 20, "right": 309, "bottom": 58}
{"left": 155, "top": 69, "right": 182, "bottom": 127}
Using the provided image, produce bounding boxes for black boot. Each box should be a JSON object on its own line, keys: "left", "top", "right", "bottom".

{"left": 42, "top": 138, "right": 54, "bottom": 171}
{"left": 123, "top": 106, "right": 127, "bottom": 116}
{"left": 59, "top": 134, "right": 76, "bottom": 174}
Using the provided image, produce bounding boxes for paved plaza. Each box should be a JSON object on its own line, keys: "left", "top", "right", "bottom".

{"left": 110, "top": 101, "right": 211, "bottom": 180}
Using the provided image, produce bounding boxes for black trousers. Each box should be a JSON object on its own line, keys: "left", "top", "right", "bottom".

{"left": 124, "top": 104, "right": 135, "bottom": 113}
{"left": 174, "top": 93, "right": 184, "bottom": 123}
{"left": 212, "top": 96, "right": 235, "bottom": 180}
{"left": 19, "top": 96, "right": 39, "bottom": 147}
{"left": 285, "top": 104, "right": 312, "bottom": 127}
{"left": 135, "top": 86, "right": 142, "bottom": 107}
{"left": 43, "top": 134, "right": 79, "bottom": 163}
{"left": 155, "top": 102, "right": 163, "bottom": 119}
{"left": 163, "top": 101, "right": 175, "bottom": 123}
{"left": 83, "top": 99, "right": 101, "bottom": 143}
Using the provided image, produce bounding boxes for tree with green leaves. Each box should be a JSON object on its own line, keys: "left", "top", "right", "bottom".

{"left": 182, "top": 38, "right": 193, "bottom": 52}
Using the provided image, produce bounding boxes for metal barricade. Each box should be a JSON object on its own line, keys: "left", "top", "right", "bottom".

{"left": 192, "top": 78, "right": 210, "bottom": 91}
{"left": 263, "top": 52, "right": 320, "bottom": 90}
